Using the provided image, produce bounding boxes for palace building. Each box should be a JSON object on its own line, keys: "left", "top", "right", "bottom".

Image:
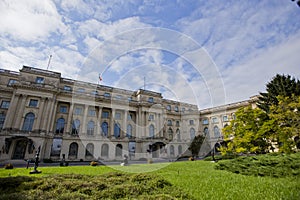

{"left": 0, "top": 66, "right": 258, "bottom": 162}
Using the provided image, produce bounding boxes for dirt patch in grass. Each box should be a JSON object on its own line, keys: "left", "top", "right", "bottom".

{"left": 0, "top": 172, "right": 193, "bottom": 200}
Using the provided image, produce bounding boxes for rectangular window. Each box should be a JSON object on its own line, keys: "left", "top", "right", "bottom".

{"left": 223, "top": 115, "right": 228, "bottom": 122}
{"left": 148, "top": 114, "right": 154, "bottom": 121}
{"left": 29, "top": 99, "right": 38, "bottom": 107}
{"left": 8, "top": 79, "right": 17, "bottom": 86}
{"left": 181, "top": 107, "right": 185, "bottom": 112}
{"left": 174, "top": 106, "right": 179, "bottom": 112}
{"left": 77, "top": 88, "right": 85, "bottom": 93}
{"left": 115, "top": 95, "right": 122, "bottom": 100}
{"left": 64, "top": 85, "right": 72, "bottom": 92}
{"left": 167, "top": 119, "right": 172, "bottom": 126}
{"left": 104, "top": 93, "right": 111, "bottom": 98}
{"left": 189, "top": 120, "right": 194, "bottom": 125}
{"left": 166, "top": 105, "right": 171, "bottom": 111}
{"left": 0, "top": 101, "right": 10, "bottom": 109}
{"left": 148, "top": 97, "right": 154, "bottom": 103}
{"left": 36, "top": 77, "right": 44, "bottom": 84}
{"left": 128, "top": 97, "right": 133, "bottom": 101}
{"left": 115, "top": 112, "right": 121, "bottom": 120}
{"left": 212, "top": 117, "right": 219, "bottom": 123}
{"left": 176, "top": 121, "right": 180, "bottom": 127}
{"left": 59, "top": 105, "right": 68, "bottom": 113}
{"left": 128, "top": 114, "right": 132, "bottom": 120}
{"left": 0, "top": 114, "right": 6, "bottom": 130}
{"left": 102, "top": 111, "right": 109, "bottom": 118}
{"left": 202, "top": 119, "right": 209, "bottom": 125}
{"left": 74, "top": 107, "right": 83, "bottom": 115}
{"left": 88, "top": 109, "right": 96, "bottom": 116}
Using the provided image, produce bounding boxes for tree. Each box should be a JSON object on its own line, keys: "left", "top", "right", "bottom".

{"left": 261, "top": 95, "right": 300, "bottom": 153}
{"left": 258, "top": 74, "right": 300, "bottom": 113}
{"left": 188, "top": 135, "right": 205, "bottom": 157}
{"left": 220, "top": 106, "right": 269, "bottom": 155}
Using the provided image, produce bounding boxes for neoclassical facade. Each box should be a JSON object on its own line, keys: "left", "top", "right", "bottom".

{"left": 0, "top": 66, "right": 257, "bottom": 162}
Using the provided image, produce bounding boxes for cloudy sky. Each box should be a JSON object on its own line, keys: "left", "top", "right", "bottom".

{"left": 1, "top": 0, "right": 300, "bottom": 109}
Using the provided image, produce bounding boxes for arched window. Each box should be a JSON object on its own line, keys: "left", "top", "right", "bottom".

{"left": 0, "top": 113, "right": 6, "bottom": 130}
{"left": 87, "top": 121, "right": 95, "bottom": 135}
{"left": 85, "top": 143, "right": 94, "bottom": 157}
{"left": 190, "top": 128, "right": 195, "bottom": 140}
{"left": 178, "top": 145, "right": 182, "bottom": 155}
{"left": 101, "top": 122, "right": 108, "bottom": 137}
{"left": 69, "top": 142, "right": 78, "bottom": 157}
{"left": 71, "top": 119, "right": 80, "bottom": 135}
{"left": 204, "top": 127, "right": 209, "bottom": 136}
{"left": 22, "top": 112, "right": 35, "bottom": 131}
{"left": 115, "top": 144, "right": 122, "bottom": 157}
{"left": 170, "top": 145, "right": 174, "bottom": 156}
{"left": 168, "top": 128, "right": 173, "bottom": 140}
{"left": 126, "top": 124, "right": 132, "bottom": 138}
{"left": 214, "top": 126, "right": 220, "bottom": 138}
{"left": 149, "top": 124, "right": 155, "bottom": 138}
{"left": 101, "top": 143, "right": 109, "bottom": 157}
{"left": 114, "top": 123, "right": 121, "bottom": 138}
{"left": 55, "top": 118, "right": 65, "bottom": 133}
{"left": 176, "top": 129, "right": 181, "bottom": 140}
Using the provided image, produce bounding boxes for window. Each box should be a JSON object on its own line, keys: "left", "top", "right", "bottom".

{"left": 29, "top": 99, "right": 38, "bottom": 107}
{"left": 166, "top": 105, "right": 171, "bottom": 111}
{"left": 8, "top": 79, "right": 17, "bottom": 86}
{"left": 74, "top": 107, "right": 83, "bottom": 115}
{"left": 126, "top": 124, "right": 132, "bottom": 138}
{"left": 149, "top": 124, "right": 155, "bottom": 138}
{"left": 168, "top": 128, "right": 173, "bottom": 140}
{"left": 178, "top": 145, "right": 182, "bottom": 155}
{"left": 88, "top": 109, "right": 96, "bottom": 116}
{"left": 36, "top": 77, "right": 44, "bottom": 84}
{"left": 69, "top": 142, "right": 78, "bottom": 157}
{"left": 189, "top": 120, "right": 194, "bottom": 125}
{"left": 101, "top": 143, "right": 109, "bottom": 157}
{"left": 55, "top": 118, "right": 65, "bottom": 133}
{"left": 91, "top": 90, "right": 98, "bottom": 95}
{"left": 148, "top": 97, "right": 154, "bottom": 103}
{"left": 202, "top": 119, "right": 209, "bottom": 125}
{"left": 101, "top": 122, "right": 108, "bottom": 137}
{"left": 1, "top": 101, "right": 10, "bottom": 109}
{"left": 148, "top": 114, "right": 154, "bottom": 121}
{"left": 85, "top": 143, "right": 94, "bottom": 157}
{"left": 214, "top": 126, "right": 220, "bottom": 138}
{"left": 114, "top": 123, "right": 121, "bottom": 138}
{"left": 204, "top": 127, "right": 209, "bottom": 136}
{"left": 212, "top": 117, "right": 219, "bottom": 123}
{"left": 232, "top": 113, "right": 236, "bottom": 120}
{"left": 176, "top": 121, "right": 180, "bottom": 127}
{"left": 59, "top": 105, "right": 67, "bottom": 113}
{"left": 64, "top": 85, "right": 72, "bottom": 92}
{"left": 87, "top": 121, "right": 95, "bottom": 135}
{"left": 115, "top": 144, "right": 122, "bottom": 157}
{"left": 22, "top": 112, "right": 35, "bottom": 131}
{"left": 127, "top": 114, "right": 133, "bottom": 120}
{"left": 115, "top": 112, "right": 121, "bottom": 120}
{"left": 176, "top": 129, "right": 181, "bottom": 140}
{"left": 115, "top": 95, "right": 122, "bottom": 100}
{"left": 170, "top": 145, "right": 174, "bottom": 156}
{"left": 77, "top": 88, "right": 85, "bottom": 93}
{"left": 167, "top": 119, "right": 172, "bottom": 126}
{"left": 0, "top": 113, "right": 5, "bottom": 130}
{"left": 223, "top": 115, "right": 228, "bottom": 122}
{"left": 190, "top": 128, "right": 195, "bottom": 140}
{"left": 104, "top": 92, "right": 111, "bottom": 98}
{"left": 181, "top": 108, "right": 185, "bottom": 112}
{"left": 174, "top": 106, "right": 179, "bottom": 112}
{"left": 102, "top": 111, "right": 109, "bottom": 118}
{"left": 128, "top": 97, "right": 133, "bottom": 101}
{"left": 71, "top": 119, "right": 80, "bottom": 135}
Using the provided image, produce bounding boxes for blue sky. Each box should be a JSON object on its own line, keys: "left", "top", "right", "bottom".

{"left": 0, "top": 0, "right": 300, "bottom": 109}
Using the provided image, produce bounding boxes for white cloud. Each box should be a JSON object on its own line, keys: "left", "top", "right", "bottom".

{"left": 0, "top": 0, "right": 66, "bottom": 41}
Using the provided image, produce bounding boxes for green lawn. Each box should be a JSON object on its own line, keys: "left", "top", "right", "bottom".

{"left": 0, "top": 160, "right": 299, "bottom": 199}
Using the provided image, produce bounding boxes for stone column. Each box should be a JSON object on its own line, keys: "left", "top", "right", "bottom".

{"left": 4, "top": 93, "right": 20, "bottom": 129}
{"left": 123, "top": 110, "right": 127, "bottom": 137}
{"left": 66, "top": 102, "right": 74, "bottom": 134}
{"left": 110, "top": 108, "right": 115, "bottom": 137}
{"left": 40, "top": 98, "right": 51, "bottom": 132}
{"left": 97, "top": 106, "right": 102, "bottom": 135}
{"left": 14, "top": 94, "right": 27, "bottom": 130}
{"left": 82, "top": 104, "right": 89, "bottom": 135}
{"left": 48, "top": 97, "right": 57, "bottom": 133}
{"left": 34, "top": 97, "right": 46, "bottom": 131}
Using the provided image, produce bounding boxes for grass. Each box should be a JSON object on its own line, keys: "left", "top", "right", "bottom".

{"left": 0, "top": 156, "right": 300, "bottom": 199}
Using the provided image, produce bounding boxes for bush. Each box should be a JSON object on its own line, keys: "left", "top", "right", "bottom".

{"left": 189, "top": 157, "right": 194, "bottom": 161}
{"left": 147, "top": 159, "right": 153, "bottom": 164}
{"left": 4, "top": 163, "right": 13, "bottom": 169}
{"left": 90, "top": 161, "right": 98, "bottom": 166}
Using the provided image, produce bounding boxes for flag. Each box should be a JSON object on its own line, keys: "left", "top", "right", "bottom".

{"left": 99, "top": 73, "right": 102, "bottom": 81}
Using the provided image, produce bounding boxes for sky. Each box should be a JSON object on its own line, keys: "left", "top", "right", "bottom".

{"left": 0, "top": 0, "right": 300, "bottom": 109}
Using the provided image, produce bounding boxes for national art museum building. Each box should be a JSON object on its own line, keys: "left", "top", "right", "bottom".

{"left": 0, "top": 66, "right": 258, "bottom": 162}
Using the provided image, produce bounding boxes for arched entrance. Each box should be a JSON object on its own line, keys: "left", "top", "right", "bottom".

{"left": 9, "top": 136, "right": 34, "bottom": 159}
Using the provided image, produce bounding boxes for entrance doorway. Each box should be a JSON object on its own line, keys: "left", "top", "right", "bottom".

{"left": 12, "top": 140, "right": 28, "bottom": 159}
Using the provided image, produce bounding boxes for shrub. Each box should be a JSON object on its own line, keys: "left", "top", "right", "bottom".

{"left": 90, "top": 161, "right": 98, "bottom": 166}
{"left": 4, "top": 163, "right": 13, "bottom": 169}
{"left": 189, "top": 157, "right": 194, "bottom": 161}
{"left": 147, "top": 159, "right": 153, "bottom": 164}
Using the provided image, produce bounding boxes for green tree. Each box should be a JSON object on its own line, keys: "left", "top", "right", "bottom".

{"left": 260, "top": 95, "right": 300, "bottom": 153}
{"left": 258, "top": 74, "right": 300, "bottom": 113}
{"left": 188, "top": 135, "right": 205, "bottom": 156}
{"left": 221, "top": 106, "right": 269, "bottom": 155}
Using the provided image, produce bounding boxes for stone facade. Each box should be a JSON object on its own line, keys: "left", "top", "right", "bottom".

{"left": 0, "top": 66, "right": 258, "bottom": 161}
